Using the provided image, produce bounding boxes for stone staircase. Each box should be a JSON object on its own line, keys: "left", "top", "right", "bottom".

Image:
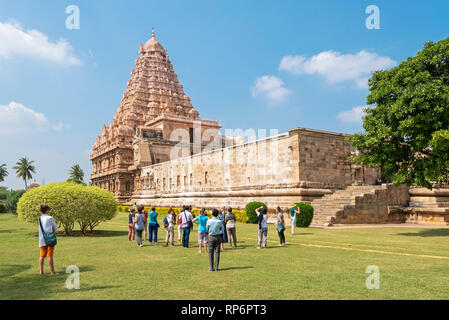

{"left": 310, "top": 185, "right": 384, "bottom": 227}
{"left": 404, "top": 188, "right": 449, "bottom": 224}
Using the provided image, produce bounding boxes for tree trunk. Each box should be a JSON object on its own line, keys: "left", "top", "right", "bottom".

{"left": 24, "top": 178, "right": 27, "bottom": 190}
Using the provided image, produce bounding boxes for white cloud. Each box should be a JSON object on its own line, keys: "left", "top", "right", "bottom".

{"left": 279, "top": 50, "right": 395, "bottom": 89}
{"left": 251, "top": 75, "right": 291, "bottom": 105}
{"left": 337, "top": 106, "right": 369, "bottom": 124}
{"left": 0, "top": 101, "right": 68, "bottom": 134}
{"left": 0, "top": 20, "right": 82, "bottom": 66}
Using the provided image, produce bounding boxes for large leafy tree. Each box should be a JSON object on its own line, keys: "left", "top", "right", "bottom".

{"left": 13, "top": 158, "right": 36, "bottom": 190}
{"left": 67, "top": 164, "right": 85, "bottom": 184}
{"left": 349, "top": 38, "right": 449, "bottom": 189}
{"left": 0, "top": 164, "right": 8, "bottom": 182}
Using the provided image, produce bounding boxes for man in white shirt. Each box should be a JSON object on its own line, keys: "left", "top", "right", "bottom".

{"left": 180, "top": 205, "right": 194, "bottom": 248}
{"left": 38, "top": 204, "right": 58, "bottom": 275}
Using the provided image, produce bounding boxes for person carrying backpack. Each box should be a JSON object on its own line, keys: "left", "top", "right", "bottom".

{"left": 38, "top": 204, "right": 58, "bottom": 275}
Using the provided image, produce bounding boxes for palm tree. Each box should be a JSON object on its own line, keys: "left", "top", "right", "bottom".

{"left": 0, "top": 164, "right": 8, "bottom": 183}
{"left": 13, "top": 158, "right": 36, "bottom": 189}
{"left": 68, "top": 164, "right": 84, "bottom": 184}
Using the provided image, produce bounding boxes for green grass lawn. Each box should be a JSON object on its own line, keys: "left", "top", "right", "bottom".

{"left": 2, "top": 212, "right": 449, "bottom": 300}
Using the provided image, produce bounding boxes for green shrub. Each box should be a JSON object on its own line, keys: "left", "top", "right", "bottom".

{"left": 6, "top": 190, "right": 26, "bottom": 214}
{"left": 17, "top": 182, "right": 117, "bottom": 235}
{"left": 294, "top": 202, "right": 314, "bottom": 228}
{"left": 0, "top": 203, "right": 6, "bottom": 213}
{"left": 245, "top": 201, "right": 267, "bottom": 224}
{"left": 0, "top": 189, "right": 9, "bottom": 200}
{"left": 234, "top": 209, "right": 248, "bottom": 223}
{"left": 117, "top": 206, "right": 130, "bottom": 213}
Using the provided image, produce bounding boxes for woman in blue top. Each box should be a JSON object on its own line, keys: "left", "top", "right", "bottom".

{"left": 128, "top": 208, "right": 136, "bottom": 241}
{"left": 193, "top": 208, "right": 209, "bottom": 253}
{"left": 148, "top": 207, "right": 159, "bottom": 244}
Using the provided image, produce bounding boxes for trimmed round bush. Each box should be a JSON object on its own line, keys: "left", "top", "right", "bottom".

{"left": 245, "top": 201, "right": 267, "bottom": 224}
{"left": 17, "top": 182, "right": 117, "bottom": 235}
{"left": 294, "top": 202, "right": 314, "bottom": 228}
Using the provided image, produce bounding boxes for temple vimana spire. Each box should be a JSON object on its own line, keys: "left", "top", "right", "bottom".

{"left": 90, "top": 33, "right": 224, "bottom": 202}
{"left": 91, "top": 34, "right": 448, "bottom": 226}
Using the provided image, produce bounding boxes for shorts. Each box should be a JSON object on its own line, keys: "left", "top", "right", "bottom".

{"left": 198, "top": 231, "right": 208, "bottom": 244}
{"left": 40, "top": 246, "right": 55, "bottom": 258}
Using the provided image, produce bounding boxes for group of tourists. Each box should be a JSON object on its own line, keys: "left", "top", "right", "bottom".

{"left": 127, "top": 203, "right": 301, "bottom": 271}
{"left": 36, "top": 201, "right": 301, "bottom": 274}
{"left": 255, "top": 205, "right": 299, "bottom": 248}
{"left": 128, "top": 204, "right": 238, "bottom": 251}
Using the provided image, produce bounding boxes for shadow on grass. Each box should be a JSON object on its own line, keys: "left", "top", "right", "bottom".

{"left": 224, "top": 245, "right": 252, "bottom": 250}
{"left": 218, "top": 266, "right": 254, "bottom": 271}
{"left": 0, "top": 264, "right": 118, "bottom": 299}
{"left": 0, "top": 264, "right": 32, "bottom": 279}
{"left": 28, "top": 230, "right": 130, "bottom": 238}
{"left": 398, "top": 229, "right": 449, "bottom": 237}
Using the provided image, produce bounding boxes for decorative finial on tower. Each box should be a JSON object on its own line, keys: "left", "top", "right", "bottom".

{"left": 152, "top": 27, "right": 155, "bottom": 39}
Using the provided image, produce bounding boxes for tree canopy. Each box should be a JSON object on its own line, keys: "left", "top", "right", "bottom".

{"left": 13, "top": 158, "right": 35, "bottom": 190}
{"left": 67, "top": 164, "right": 85, "bottom": 185}
{"left": 0, "top": 164, "right": 8, "bottom": 183}
{"left": 349, "top": 38, "right": 449, "bottom": 189}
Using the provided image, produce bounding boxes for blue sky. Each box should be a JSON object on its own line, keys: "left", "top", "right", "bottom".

{"left": 0, "top": 0, "right": 447, "bottom": 189}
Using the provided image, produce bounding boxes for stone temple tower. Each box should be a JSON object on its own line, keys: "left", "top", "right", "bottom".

{"left": 90, "top": 31, "right": 221, "bottom": 203}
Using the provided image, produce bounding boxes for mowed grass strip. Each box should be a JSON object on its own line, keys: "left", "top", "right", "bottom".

{"left": 1, "top": 213, "right": 449, "bottom": 300}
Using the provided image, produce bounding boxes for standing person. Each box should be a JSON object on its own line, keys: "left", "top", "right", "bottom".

{"left": 193, "top": 208, "right": 209, "bottom": 253}
{"left": 225, "top": 207, "right": 237, "bottom": 248}
{"left": 133, "top": 202, "right": 138, "bottom": 211}
{"left": 189, "top": 205, "right": 195, "bottom": 231}
{"left": 148, "top": 207, "right": 159, "bottom": 244}
{"left": 177, "top": 209, "right": 183, "bottom": 243}
{"left": 180, "top": 205, "right": 194, "bottom": 248}
{"left": 218, "top": 209, "right": 227, "bottom": 251}
{"left": 38, "top": 204, "right": 58, "bottom": 275}
{"left": 290, "top": 206, "right": 299, "bottom": 235}
{"left": 133, "top": 208, "right": 146, "bottom": 247}
{"left": 256, "top": 206, "right": 268, "bottom": 249}
{"left": 164, "top": 208, "right": 175, "bottom": 247}
{"left": 206, "top": 209, "right": 224, "bottom": 272}
{"left": 128, "top": 208, "right": 136, "bottom": 241}
{"left": 138, "top": 205, "right": 149, "bottom": 241}
{"left": 276, "top": 206, "right": 286, "bottom": 246}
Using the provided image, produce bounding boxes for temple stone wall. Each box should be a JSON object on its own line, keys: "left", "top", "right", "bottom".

{"left": 131, "top": 128, "right": 378, "bottom": 210}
